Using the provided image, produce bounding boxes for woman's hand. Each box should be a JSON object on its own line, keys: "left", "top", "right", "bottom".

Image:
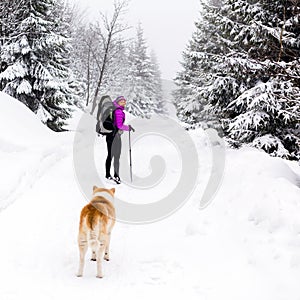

{"left": 129, "top": 125, "right": 135, "bottom": 132}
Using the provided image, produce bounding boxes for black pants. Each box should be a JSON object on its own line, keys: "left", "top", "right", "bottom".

{"left": 105, "top": 131, "right": 121, "bottom": 177}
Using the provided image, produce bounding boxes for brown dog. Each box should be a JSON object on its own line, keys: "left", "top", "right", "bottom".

{"left": 77, "top": 186, "right": 116, "bottom": 278}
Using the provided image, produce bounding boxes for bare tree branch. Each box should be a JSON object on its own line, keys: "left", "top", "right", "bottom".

{"left": 90, "top": 0, "right": 130, "bottom": 114}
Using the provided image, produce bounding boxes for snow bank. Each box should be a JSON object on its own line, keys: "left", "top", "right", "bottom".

{"left": 0, "top": 92, "right": 73, "bottom": 210}
{"left": 0, "top": 92, "right": 55, "bottom": 146}
{"left": 222, "top": 147, "right": 300, "bottom": 235}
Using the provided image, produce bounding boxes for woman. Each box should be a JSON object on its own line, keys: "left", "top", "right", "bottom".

{"left": 105, "top": 96, "right": 134, "bottom": 184}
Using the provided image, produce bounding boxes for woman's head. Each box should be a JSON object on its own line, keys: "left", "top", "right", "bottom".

{"left": 115, "top": 96, "right": 126, "bottom": 107}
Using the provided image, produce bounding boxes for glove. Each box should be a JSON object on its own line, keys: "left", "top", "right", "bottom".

{"left": 129, "top": 125, "right": 135, "bottom": 132}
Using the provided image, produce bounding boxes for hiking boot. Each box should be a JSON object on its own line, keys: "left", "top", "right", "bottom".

{"left": 114, "top": 175, "right": 121, "bottom": 184}
{"left": 106, "top": 175, "right": 120, "bottom": 184}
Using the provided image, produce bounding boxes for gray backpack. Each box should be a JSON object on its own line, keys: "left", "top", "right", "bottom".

{"left": 96, "top": 95, "right": 119, "bottom": 135}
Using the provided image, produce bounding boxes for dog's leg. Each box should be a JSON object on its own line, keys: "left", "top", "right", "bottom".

{"left": 89, "top": 228, "right": 99, "bottom": 261}
{"left": 104, "top": 220, "right": 114, "bottom": 261}
{"left": 104, "top": 233, "right": 111, "bottom": 261}
{"left": 77, "top": 234, "right": 88, "bottom": 277}
{"left": 96, "top": 239, "right": 106, "bottom": 278}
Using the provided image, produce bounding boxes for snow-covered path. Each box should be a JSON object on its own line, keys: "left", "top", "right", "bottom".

{"left": 1, "top": 92, "right": 300, "bottom": 300}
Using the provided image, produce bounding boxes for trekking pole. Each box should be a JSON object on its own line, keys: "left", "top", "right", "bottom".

{"left": 129, "top": 129, "right": 133, "bottom": 183}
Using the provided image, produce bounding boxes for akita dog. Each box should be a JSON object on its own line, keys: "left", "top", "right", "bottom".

{"left": 77, "top": 186, "right": 116, "bottom": 278}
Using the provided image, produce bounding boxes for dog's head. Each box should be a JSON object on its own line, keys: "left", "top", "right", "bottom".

{"left": 93, "top": 186, "right": 115, "bottom": 198}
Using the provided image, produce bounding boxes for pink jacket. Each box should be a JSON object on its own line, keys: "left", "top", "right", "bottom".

{"left": 113, "top": 100, "right": 130, "bottom": 131}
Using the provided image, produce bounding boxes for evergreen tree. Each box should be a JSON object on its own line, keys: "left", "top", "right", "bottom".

{"left": 175, "top": 0, "right": 300, "bottom": 159}
{"left": 57, "top": 0, "right": 85, "bottom": 108}
{"left": 124, "top": 23, "right": 157, "bottom": 118}
{"left": 149, "top": 50, "right": 166, "bottom": 115}
{"left": 174, "top": 21, "right": 209, "bottom": 127}
{"left": 0, "top": 1, "right": 28, "bottom": 91}
{"left": 0, "top": 0, "right": 74, "bottom": 131}
{"left": 224, "top": 0, "right": 300, "bottom": 160}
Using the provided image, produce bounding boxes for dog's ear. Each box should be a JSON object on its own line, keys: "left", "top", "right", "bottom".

{"left": 110, "top": 188, "right": 115, "bottom": 194}
{"left": 93, "top": 186, "right": 98, "bottom": 192}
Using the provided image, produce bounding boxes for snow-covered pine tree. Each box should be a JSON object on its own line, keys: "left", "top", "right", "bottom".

{"left": 0, "top": 1, "right": 27, "bottom": 91}
{"left": 216, "top": 0, "right": 300, "bottom": 159}
{"left": 175, "top": 0, "right": 300, "bottom": 159}
{"left": 174, "top": 1, "right": 223, "bottom": 129}
{"left": 124, "top": 23, "right": 157, "bottom": 118}
{"left": 57, "top": 0, "right": 85, "bottom": 109}
{"left": 0, "top": 2, "right": 23, "bottom": 45}
{"left": 149, "top": 50, "right": 166, "bottom": 115}
{"left": 0, "top": 0, "right": 74, "bottom": 131}
{"left": 209, "top": 0, "right": 223, "bottom": 7}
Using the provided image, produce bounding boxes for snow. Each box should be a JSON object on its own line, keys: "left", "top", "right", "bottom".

{"left": 1, "top": 91, "right": 300, "bottom": 299}
{"left": 0, "top": 62, "right": 27, "bottom": 81}
{"left": 16, "top": 79, "right": 32, "bottom": 94}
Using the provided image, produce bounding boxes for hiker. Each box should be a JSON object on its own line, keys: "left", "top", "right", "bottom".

{"left": 105, "top": 96, "right": 134, "bottom": 184}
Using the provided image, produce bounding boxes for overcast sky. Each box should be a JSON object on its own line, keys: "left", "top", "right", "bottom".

{"left": 68, "top": 0, "right": 200, "bottom": 80}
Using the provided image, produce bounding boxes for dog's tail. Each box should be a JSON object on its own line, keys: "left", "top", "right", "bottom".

{"left": 86, "top": 204, "right": 109, "bottom": 251}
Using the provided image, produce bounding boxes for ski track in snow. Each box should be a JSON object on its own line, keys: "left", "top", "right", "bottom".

{"left": 1, "top": 99, "right": 300, "bottom": 299}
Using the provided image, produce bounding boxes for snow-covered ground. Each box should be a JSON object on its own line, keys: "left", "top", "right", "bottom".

{"left": 0, "top": 91, "right": 300, "bottom": 300}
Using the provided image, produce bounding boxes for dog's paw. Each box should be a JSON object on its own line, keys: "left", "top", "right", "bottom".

{"left": 90, "top": 258, "right": 97, "bottom": 261}
{"left": 76, "top": 274, "right": 83, "bottom": 277}
{"left": 96, "top": 275, "right": 103, "bottom": 279}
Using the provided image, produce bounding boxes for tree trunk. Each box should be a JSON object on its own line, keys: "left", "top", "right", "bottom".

{"left": 86, "top": 46, "right": 91, "bottom": 106}
{"left": 91, "top": 32, "right": 112, "bottom": 115}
